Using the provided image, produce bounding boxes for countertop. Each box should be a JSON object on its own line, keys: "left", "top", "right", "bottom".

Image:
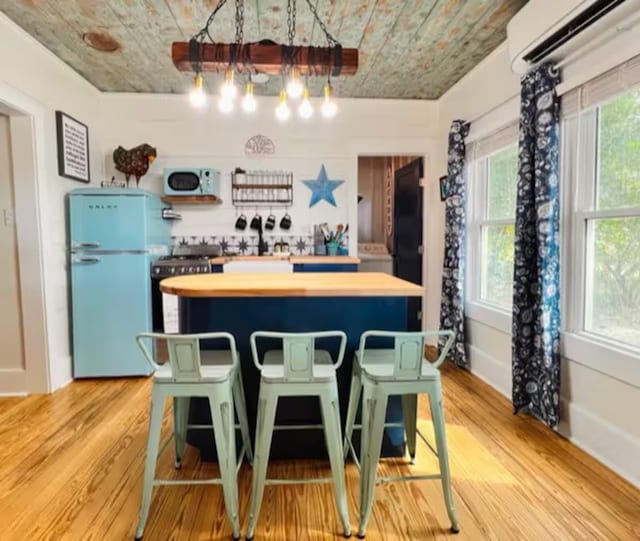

{"left": 160, "top": 272, "right": 423, "bottom": 297}
{"left": 209, "top": 255, "right": 361, "bottom": 265}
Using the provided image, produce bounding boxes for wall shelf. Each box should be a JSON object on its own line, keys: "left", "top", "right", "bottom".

{"left": 161, "top": 195, "right": 222, "bottom": 205}
{"left": 232, "top": 170, "right": 293, "bottom": 207}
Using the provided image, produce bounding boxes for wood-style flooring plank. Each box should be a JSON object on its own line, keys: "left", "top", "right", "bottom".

{"left": 0, "top": 366, "right": 638, "bottom": 540}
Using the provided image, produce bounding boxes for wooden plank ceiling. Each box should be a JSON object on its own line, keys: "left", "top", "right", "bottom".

{"left": 0, "top": 0, "right": 527, "bottom": 99}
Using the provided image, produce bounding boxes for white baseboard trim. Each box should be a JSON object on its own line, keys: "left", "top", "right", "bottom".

{"left": 467, "top": 344, "right": 511, "bottom": 397}
{"left": 0, "top": 368, "right": 27, "bottom": 395}
{"left": 466, "top": 343, "right": 640, "bottom": 490}
{"left": 559, "top": 399, "right": 640, "bottom": 489}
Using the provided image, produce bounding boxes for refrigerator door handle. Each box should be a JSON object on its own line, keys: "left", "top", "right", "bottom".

{"left": 72, "top": 242, "right": 101, "bottom": 249}
{"left": 73, "top": 257, "right": 100, "bottom": 265}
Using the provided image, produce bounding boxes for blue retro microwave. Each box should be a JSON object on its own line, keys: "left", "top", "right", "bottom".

{"left": 163, "top": 168, "right": 220, "bottom": 196}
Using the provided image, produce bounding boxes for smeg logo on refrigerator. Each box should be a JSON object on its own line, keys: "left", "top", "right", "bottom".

{"left": 88, "top": 204, "right": 119, "bottom": 209}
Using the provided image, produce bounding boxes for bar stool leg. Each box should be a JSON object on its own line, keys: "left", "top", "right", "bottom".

{"left": 135, "top": 386, "right": 165, "bottom": 540}
{"left": 357, "top": 383, "right": 387, "bottom": 539}
{"left": 320, "top": 386, "right": 352, "bottom": 537}
{"left": 401, "top": 394, "right": 418, "bottom": 464}
{"left": 246, "top": 389, "right": 278, "bottom": 540}
{"left": 343, "top": 368, "right": 362, "bottom": 460}
{"left": 172, "top": 396, "right": 189, "bottom": 469}
{"left": 209, "top": 385, "right": 241, "bottom": 540}
{"left": 428, "top": 380, "right": 459, "bottom": 534}
{"left": 233, "top": 368, "right": 254, "bottom": 464}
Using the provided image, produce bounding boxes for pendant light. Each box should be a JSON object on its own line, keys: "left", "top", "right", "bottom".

{"left": 189, "top": 73, "right": 207, "bottom": 108}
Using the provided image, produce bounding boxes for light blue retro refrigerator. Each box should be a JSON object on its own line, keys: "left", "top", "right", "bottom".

{"left": 69, "top": 188, "right": 170, "bottom": 377}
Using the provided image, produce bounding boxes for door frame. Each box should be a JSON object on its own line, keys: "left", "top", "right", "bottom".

{"left": 354, "top": 144, "right": 430, "bottom": 332}
{"left": 0, "top": 86, "right": 51, "bottom": 394}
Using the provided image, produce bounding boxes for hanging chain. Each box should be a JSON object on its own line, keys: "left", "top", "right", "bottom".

{"left": 193, "top": 0, "right": 228, "bottom": 42}
{"left": 304, "top": 0, "right": 339, "bottom": 47}
{"left": 235, "top": 0, "right": 244, "bottom": 44}
{"left": 287, "top": 0, "right": 297, "bottom": 46}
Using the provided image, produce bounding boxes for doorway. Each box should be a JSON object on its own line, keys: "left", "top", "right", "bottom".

{"left": 357, "top": 155, "right": 424, "bottom": 330}
{"left": 0, "top": 114, "right": 25, "bottom": 386}
{"left": 0, "top": 95, "right": 49, "bottom": 395}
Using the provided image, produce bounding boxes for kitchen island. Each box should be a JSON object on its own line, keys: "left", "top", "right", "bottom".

{"left": 160, "top": 272, "right": 423, "bottom": 460}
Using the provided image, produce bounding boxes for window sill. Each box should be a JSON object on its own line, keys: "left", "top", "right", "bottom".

{"left": 465, "top": 303, "right": 640, "bottom": 389}
{"left": 466, "top": 301, "right": 512, "bottom": 334}
{"left": 561, "top": 332, "right": 640, "bottom": 389}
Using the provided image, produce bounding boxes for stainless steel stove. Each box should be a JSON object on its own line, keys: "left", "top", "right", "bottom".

{"left": 150, "top": 245, "right": 222, "bottom": 333}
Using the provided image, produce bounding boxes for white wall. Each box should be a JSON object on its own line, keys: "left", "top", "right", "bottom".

{"left": 99, "top": 94, "right": 439, "bottom": 258}
{"left": 0, "top": 12, "right": 103, "bottom": 392}
{"left": 436, "top": 43, "right": 640, "bottom": 488}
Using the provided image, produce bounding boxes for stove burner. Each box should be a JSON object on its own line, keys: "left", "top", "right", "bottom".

{"left": 151, "top": 255, "right": 212, "bottom": 278}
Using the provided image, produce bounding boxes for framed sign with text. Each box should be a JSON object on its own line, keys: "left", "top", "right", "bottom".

{"left": 56, "top": 111, "right": 90, "bottom": 182}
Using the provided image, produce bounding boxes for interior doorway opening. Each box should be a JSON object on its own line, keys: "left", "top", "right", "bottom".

{"left": 357, "top": 155, "right": 424, "bottom": 331}
{"left": 0, "top": 97, "right": 49, "bottom": 395}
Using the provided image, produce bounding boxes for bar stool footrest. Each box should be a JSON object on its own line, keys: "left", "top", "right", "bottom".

{"left": 264, "top": 477, "right": 333, "bottom": 486}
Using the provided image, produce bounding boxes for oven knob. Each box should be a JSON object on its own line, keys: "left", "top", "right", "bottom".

{"left": 202, "top": 266, "right": 208, "bottom": 272}
{"left": 188, "top": 266, "right": 194, "bottom": 273}
{"left": 170, "top": 267, "right": 176, "bottom": 274}
{"left": 154, "top": 267, "right": 160, "bottom": 275}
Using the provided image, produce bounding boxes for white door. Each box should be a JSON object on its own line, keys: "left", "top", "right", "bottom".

{"left": 0, "top": 114, "right": 25, "bottom": 374}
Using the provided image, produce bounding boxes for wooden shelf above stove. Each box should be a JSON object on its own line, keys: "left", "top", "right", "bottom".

{"left": 161, "top": 195, "right": 222, "bottom": 205}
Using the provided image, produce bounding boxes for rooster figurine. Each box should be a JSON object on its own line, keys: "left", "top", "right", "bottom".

{"left": 113, "top": 144, "right": 157, "bottom": 187}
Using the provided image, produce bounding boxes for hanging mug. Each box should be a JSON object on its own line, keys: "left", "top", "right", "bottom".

{"left": 280, "top": 212, "right": 292, "bottom": 230}
{"left": 235, "top": 213, "right": 247, "bottom": 230}
{"left": 250, "top": 213, "right": 262, "bottom": 230}
{"left": 265, "top": 212, "right": 276, "bottom": 230}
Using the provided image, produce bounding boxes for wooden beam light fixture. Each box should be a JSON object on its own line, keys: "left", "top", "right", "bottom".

{"left": 174, "top": 0, "right": 358, "bottom": 119}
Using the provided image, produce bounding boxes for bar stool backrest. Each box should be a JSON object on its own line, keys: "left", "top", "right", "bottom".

{"left": 357, "top": 330, "right": 455, "bottom": 379}
{"left": 283, "top": 335, "right": 315, "bottom": 381}
{"left": 250, "top": 331, "right": 347, "bottom": 382}
{"left": 166, "top": 336, "right": 203, "bottom": 381}
{"left": 136, "top": 332, "right": 238, "bottom": 382}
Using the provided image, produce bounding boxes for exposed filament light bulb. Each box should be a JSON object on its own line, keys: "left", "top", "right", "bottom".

{"left": 189, "top": 73, "right": 207, "bottom": 108}
{"left": 286, "top": 67, "right": 304, "bottom": 99}
{"left": 242, "top": 82, "right": 257, "bottom": 113}
{"left": 275, "top": 89, "right": 291, "bottom": 122}
{"left": 220, "top": 67, "right": 237, "bottom": 100}
{"left": 321, "top": 83, "right": 337, "bottom": 118}
{"left": 298, "top": 87, "right": 313, "bottom": 119}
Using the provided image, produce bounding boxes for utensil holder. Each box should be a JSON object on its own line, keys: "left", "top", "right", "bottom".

{"left": 327, "top": 242, "right": 339, "bottom": 256}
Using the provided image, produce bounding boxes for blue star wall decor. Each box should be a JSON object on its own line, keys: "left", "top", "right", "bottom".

{"left": 302, "top": 165, "right": 345, "bottom": 207}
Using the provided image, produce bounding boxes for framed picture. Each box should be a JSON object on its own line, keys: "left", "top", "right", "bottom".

{"left": 439, "top": 175, "right": 448, "bottom": 201}
{"left": 56, "top": 111, "right": 90, "bottom": 182}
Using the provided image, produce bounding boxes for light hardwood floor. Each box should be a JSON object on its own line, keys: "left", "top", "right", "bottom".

{"left": 0, "top": 364, "right": 638, "bottom": 541}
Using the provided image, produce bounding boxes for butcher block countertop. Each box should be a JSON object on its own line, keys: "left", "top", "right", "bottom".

{"left": 209, "top": 255, "right": 361, "bottom": 265}
{"left": 160, "top": 272, "right": 423, "bottom": 298}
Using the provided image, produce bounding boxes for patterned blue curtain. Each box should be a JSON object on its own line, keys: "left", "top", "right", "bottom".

{"left": 512, "top": 63, "right": 561, "bottom": 427}
{"left": 440, "top": 120, "right": 470, "bottom": 368}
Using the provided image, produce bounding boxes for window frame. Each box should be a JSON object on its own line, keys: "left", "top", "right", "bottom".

{"left": 564, "top": 88, "right": 640, "bottom": 365}
{"left": 467, "top": 142, "right": 519, "bottom": 319}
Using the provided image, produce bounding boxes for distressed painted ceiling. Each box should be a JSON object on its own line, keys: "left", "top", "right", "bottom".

{"left": 0, "top": 0, "right": 527, "bottom": 99}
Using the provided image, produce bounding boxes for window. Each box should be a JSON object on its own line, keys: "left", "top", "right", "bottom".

{"left": 574, "top": 88, "right": 640, "bottom": 349}
{"left": 468, "top": 136, "right": 519, "bottom": 311}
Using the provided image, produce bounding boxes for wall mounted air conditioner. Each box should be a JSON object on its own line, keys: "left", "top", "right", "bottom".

{"left": 507, "top": 0, "right": 640, "bottom": 74}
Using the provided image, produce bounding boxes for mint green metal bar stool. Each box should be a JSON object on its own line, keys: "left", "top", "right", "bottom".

{"left": 343, "top": 330, "right": 459, "bottom": 538}
{"left": 134, "top": 332, "right": 253, "bottom": 540}
{"left": 246, "top": 331, "right": 352, "bottom": 540}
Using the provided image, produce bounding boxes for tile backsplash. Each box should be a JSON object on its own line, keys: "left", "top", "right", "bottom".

{"left": 170, "top": 234, "right": 348, "bottom": 256}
